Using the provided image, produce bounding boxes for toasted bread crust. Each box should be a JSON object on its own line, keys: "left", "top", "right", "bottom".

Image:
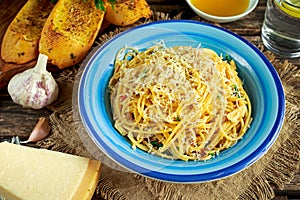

{"left": 105, "top": 0, "right": 152, "bottom": 26}
{"left": 39, "top": 0, "right": 105, "bottom": 69}
{"left": 1, "top": 0, "right": 55, "bottom": 64}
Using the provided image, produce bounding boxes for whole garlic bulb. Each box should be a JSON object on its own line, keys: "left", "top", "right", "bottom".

{"left": 8, "top": 53, "right": 59, "bottom": 109}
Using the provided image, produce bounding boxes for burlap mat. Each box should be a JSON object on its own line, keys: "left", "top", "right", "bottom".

{"left": 37, "top": 12, "right": 300, "bottom": 200}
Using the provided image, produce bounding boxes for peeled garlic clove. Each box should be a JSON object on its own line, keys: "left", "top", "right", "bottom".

{"left": 8, "top": 53, "right": 59, "bottom": 109}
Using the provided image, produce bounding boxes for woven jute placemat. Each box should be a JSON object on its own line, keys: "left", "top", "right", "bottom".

{"left": 37, "top": 12, "right": 300, "bottom": 200}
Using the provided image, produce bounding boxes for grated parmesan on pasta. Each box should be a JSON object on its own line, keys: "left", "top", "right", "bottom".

{"left": 108, "top": 42, "right": 252, "bottom": 161}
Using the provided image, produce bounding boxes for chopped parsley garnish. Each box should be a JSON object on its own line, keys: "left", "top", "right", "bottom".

{"left": 50, "top": 0, "right": 116, "bottom": 11}
{"left": 151, "top": 141, "right": 163, "bottom": 148}
{"left": 232, "top": 84, "right": 241, "bottom": 98}
{"left": 222, "top": 54, "right": 233, "bottom": 63}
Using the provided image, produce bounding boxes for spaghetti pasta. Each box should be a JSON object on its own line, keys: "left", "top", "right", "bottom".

{"left": 108, "top": 42, "right": 252, "bottom": 161}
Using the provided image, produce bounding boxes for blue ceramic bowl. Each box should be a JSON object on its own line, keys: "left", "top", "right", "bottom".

{"left": 78, "top": 20, "right": 285, "bottom": 183}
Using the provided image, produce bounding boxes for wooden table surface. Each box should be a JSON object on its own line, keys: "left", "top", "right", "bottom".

{"left": 0, "top": 0, "right": 299, "bottom": 199}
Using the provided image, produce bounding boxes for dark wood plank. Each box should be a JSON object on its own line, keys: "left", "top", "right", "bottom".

{"left": 0, "top": 90, "right": 51, "bottom": 140}
{"left": 0, "top": 0, "right": 298, "bottom": 198}
{"left": 0, "top": 0, "right": 26, "bottom": 41}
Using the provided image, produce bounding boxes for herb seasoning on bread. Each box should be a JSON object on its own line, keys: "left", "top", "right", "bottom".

{"left": 1, "top": 0, "right": 55, "bottom": 64}
{"left": 39, "top": 0, "right": 105, "bottom": 69}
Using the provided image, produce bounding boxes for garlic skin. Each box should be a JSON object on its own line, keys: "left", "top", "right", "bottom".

{"left": 8, "top": 53, "right": 59, "bottom": 109}
{"left": 21, "top": 117, "right": 51, "bottom": 143}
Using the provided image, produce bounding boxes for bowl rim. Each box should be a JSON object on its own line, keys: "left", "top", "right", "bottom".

{"left": 185, "top": 0, "right": 259, "bottom": 22}
{"left": 78, "top": 20, "right": 285, "bottom": 183}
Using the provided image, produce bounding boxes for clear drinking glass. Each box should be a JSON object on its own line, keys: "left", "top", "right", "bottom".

{"left": 261, "top": 0, "right": 300, "bottom": 58}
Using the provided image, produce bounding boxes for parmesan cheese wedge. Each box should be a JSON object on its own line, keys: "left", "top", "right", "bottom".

{"left": 0, "top": 142, "right": 101, "bottom": 200}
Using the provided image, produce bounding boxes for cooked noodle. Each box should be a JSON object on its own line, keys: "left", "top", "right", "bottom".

{"left": 108, "top": 42, "right": 252, "bottom": 161}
